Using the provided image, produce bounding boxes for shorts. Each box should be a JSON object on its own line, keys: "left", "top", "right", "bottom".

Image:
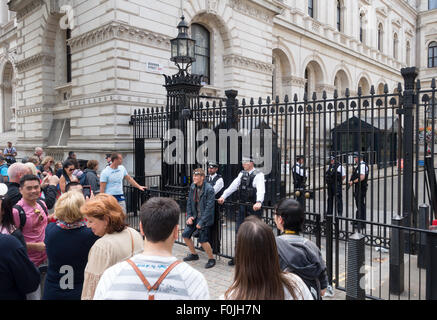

{"left": 182, "top": 219, "right": 210, "bottom": 243}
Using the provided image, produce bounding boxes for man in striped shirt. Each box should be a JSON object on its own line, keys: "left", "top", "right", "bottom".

{"left": 94, "top": 197, "right": 210, "bottom": 300}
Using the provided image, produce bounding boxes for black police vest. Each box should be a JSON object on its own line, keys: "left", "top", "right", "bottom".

{"left": 326, "top": 162, "right": 342, "bottom": 184}
{"left": 238, "top": 170, "right": 258, "bottom": 203}
{"left": 292, "top": 164, "right": 305, "bottom": 188}
{"left": 207, "top": 174, "right": 223, "bottom": 198}
{"left": 351, "top": 162, "right": 369, "bottom": 188}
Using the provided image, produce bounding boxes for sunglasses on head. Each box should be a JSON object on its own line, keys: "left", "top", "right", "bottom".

{"left": 193, "top": 171, "right": 203, "bottom": 175}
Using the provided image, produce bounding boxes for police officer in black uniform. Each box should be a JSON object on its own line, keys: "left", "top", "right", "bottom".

{"left": 206, "top": 161, "right": 224, "bottom": 255}
{"left": 325, "top": 155, "right": 346, "bottom": 217}
{"left": 218, "top": 156, "right": 265, "bottom": 266}
{"left": 292, "top": 155, "right": 307, "bottom": 207}
{"left": 348, "top": 152, "right": 369, "bottom": 231}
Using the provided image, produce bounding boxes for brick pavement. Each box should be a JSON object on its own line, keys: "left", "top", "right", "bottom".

{"left": 172, "top": 243, "right": 345, "bottom": 300}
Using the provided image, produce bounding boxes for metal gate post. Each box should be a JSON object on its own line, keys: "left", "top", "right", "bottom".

{"left": 426, "top": 229, "right": 437, "bottom": 300}
{"left": 400, "top": 67, "right": 418, "bottom": 254}
{"left": 346, "top": 232, "right": 366, "bottom": 300}
{"left": 389, "top": 215, "right": 405, "bottom": 295}
{"left": 418, "top": 204, "right": 430, "bottom": 269}
{"left": 325, "top": 214, "right": 334, "bottom": 288}
{"left": 224, "top": 89, "right": 238, "bottom": 187}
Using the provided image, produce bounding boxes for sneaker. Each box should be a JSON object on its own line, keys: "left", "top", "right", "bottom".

{"left": 205, "top": 259, "right": 216, "bottom": 269}
{"left": 324, "top": 285, "right": 334, "bottom": 297}
{"left": 228, "top": 258, "right": 235, "bottom": 266}
{"left": 183, "top": 253, "right": 199, "bottom": 262}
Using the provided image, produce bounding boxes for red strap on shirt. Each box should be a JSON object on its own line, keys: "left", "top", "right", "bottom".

{"left": 126, "top": 259, "right": 182, "bottom": 300}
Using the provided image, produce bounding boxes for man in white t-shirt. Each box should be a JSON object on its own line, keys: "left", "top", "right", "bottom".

{"left": 99, "top": 152, "right": 146, "bottom": 212}
{"left": 94, "top": 197, "right": 210, "bottom": 300}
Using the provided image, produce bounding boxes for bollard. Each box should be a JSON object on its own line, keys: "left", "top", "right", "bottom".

{"left": 426, "top": 229, "right": 437, "bottom": 300}
{"left": 389, "top": 215, "right": 405, "bottom": 295}
{"left": 346, "top": 232, "right": 366, "bottom": 300}
{"left": 418, "top": 204, "right": 430, "bottom": 269}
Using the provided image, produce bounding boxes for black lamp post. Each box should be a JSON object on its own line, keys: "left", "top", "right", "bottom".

{"left": 170, "top": 16, "right": 196, "bottom": 76}
{"left": 163, "top": 15, "right": 202, "bottom": 187}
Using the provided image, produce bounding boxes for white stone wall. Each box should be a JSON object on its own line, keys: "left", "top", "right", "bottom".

{"left": 0, "top": 0, "right": 435, "bottom": 173}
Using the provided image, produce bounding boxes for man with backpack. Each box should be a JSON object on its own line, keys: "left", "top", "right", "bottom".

{"left": 11, "top": 175, "right": 52, "bottom": 299}
{"left": 274, "top": 198, "right": 328, "bottom": 300}
{"left": 80, "top": 160, "right": 100, "bottom": 194}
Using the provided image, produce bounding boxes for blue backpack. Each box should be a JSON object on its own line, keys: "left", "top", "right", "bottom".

{"left": 79, "top": 172, "right": 88, "bottom": 186}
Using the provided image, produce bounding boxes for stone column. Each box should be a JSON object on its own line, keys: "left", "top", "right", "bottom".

{"left": 0, "top": 1, "right": 9, "bottom": 25}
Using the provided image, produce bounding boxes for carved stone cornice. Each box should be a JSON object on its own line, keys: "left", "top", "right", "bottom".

{"left": 223, "top": 54, "right": 273, "bottom": 74}
{"left": 228, "top": 0, "right": 279, "bottom": 24}
{"left": 67, "top": 21, "right": 172, "bottom": 53}
{"left": 289, "top": 76, "right": 306, "bottom": 87}
{"left": 375, "top": 6, "right": 388, "bottom": 18}
{"left": 9, "top": 0, "right": 44, "bottom": 20}
{"left": 16, "top": 103, "right": 54, "bottom": 117}
{"left": 16, "top": 53, "right": 55, "bottom": 73}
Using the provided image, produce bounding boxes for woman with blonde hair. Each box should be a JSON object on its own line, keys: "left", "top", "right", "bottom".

{"left": 43, "top": 191, "right": 99, "bottom": 300}
{"left": 38, "top": 156, "right": 55, "bottom": 177}
{"left": 80, "top": 193, "right": 143, "bottom": 300}
{"left": 223, "top": 216, "right": 313, "bottom": 300}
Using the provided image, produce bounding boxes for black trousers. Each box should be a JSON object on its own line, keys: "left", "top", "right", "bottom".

{"left": 354, "top": 185, "right": 367, "bottom": 227}
{"left": 209, "top": 202, "right": 221, "bottom": 254}
{"left": 327, "top": 183, "right": 343, "bottom": 216}
{"left": 236, "top": 204, "right": 262, "bottom": 235}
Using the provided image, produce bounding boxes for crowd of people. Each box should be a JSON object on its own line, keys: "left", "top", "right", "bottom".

{"left": 0, "top": 144, "right": 328, "bottom": 300}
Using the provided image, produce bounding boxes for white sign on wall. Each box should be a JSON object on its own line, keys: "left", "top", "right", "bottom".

{"left": 146, "top": 62, "right": 164, "bottom": 74}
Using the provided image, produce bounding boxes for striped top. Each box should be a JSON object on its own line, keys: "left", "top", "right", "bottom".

{"left": 93, "top": 254, "right": 210, "bottom": 300}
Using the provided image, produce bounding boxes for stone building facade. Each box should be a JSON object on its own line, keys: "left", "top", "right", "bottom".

{"left": 0, "top": 0, "right": 435, "bottom": 173}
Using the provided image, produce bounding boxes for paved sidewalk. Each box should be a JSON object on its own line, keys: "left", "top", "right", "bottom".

{"left": 172, "top": 243, "right": 345, "bottom": 300}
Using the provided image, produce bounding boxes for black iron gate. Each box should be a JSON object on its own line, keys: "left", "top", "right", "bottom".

{"left": 128, "top": 67, "right": 437, "bottom": 300}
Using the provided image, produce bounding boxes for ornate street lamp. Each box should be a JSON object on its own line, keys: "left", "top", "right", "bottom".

{"left": 170, "top": 16, "right": 196, "bottom": 76}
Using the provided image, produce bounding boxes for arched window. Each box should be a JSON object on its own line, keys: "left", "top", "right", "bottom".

{"left": 377, "top": 23, "right": 383, "bottom": 52}
{"left": 393, "top": 33, "right": 398, "bottom": 59}
{"left": 191, "top": 23, "right": 210, "bottom": 85}
{"left": 337, "top": 1, "right": 342, "bottom": 31}
{"left": 429, "top": 42, "right": 437, "bottom": 68}
{"left": 406, "top": 41, "right": 411, "bottom": 66}
{"left": 66, "top": 28, "right": 72, "bottom": 83}
{"left": 304, "top": 68, "right": 309, "bottom": 97}
{"left": 429, "top": 0, "right": 437, "bottom": 10}
{"left": 360, "top": 11, "right": 364, "bottom": 42}
{"left": 308, "top": 0, "right": 314, "bottom": 18}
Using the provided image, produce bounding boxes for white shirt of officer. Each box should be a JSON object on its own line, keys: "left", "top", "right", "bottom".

{"left": 334, "top": 163, "right": 347, "bottom": 178}
{"left": 293, "top": 162, "right": 308, "bottom": 178}
{"left": 221, "top": 168, "right": 265, "bottom": 203}
{"left": 358, "top": 161, "right": 368, "bottom": 175}
{"left": 207, "top": 173, "right": 224, "bottom": 195}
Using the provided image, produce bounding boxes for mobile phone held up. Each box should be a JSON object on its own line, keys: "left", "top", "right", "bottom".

{"left": 83, "top": 186, "right": 91, "bottom": 198}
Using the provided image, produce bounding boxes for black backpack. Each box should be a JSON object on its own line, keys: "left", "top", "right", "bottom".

{"left": 14, "top": 199, "right": 49, "bottom": 230}
{"left": 276, "top": 237, "right": 324, "bottom": 300}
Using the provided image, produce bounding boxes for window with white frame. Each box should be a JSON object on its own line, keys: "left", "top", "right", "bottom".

{"left": 378, "top": 23, "right": 383, "bottom": 52}
{"left": 393, "top": 33, "right": 398, "bottom": 60}
{"left": 308, "top": 0, "right": 314, "bottom": 18}
{"left": 429, "top": 42, "right": 437, "bottom": 68}
{"left": 191, "top": 23, "right": 210, "bottom": 85}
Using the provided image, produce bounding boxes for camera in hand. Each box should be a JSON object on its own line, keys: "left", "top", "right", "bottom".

{"left": 82, "top": 185, "right": 91, "bottom": 198}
